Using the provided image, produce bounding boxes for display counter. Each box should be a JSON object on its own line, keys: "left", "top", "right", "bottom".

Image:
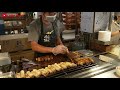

{"left": 0, "top": 50, "right": 120, "bottom": 78}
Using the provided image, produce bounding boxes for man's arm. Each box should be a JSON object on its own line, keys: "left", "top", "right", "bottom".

{"left": 31, "top": 41, "right": 53, "bottom": 53}
{"left": 30, "top": 41, "right": 68, "bottom": 55}
{"left": 111, "top": 30, "right": 120, "bottom": 37}
{"left": 56, "top": 35, "right": 63, "bottom": 45}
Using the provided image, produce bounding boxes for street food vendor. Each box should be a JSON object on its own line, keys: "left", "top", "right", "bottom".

{"left": 111, "top": 16, "right": 120, "bottom": 36}
{"left": 28, "top": 12, "right": 69, "bottom": 59}
{"left": 111, "top": 30, "right": 120, "bottom": 36}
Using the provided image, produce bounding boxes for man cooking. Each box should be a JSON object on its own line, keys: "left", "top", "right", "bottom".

{"left": 28, "top": 12, "right": 69, "bottom": 60}
{"left": 111, "top": 15, "right": 120, "bottom": 37}
{"left": 111, "top": 30, "right": 120, "bottom": 36}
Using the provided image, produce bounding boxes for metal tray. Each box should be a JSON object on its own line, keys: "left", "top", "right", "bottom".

{"left": 44, "top": 62, "right": 97, "bottom": 78}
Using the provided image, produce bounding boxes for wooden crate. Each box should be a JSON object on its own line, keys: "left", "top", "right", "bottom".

{"left": 0, "top": 34, "right": 31, "bottom": 53}
{"left": 9, "top": 50, "right": 34, "bottom": 61}
{"left": 90, "top": 41, "right": 113, "bottom": 52}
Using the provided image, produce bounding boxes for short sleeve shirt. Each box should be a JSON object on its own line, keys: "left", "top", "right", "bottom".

{"left": 28, "top": 18, "right": 65, "bottom": 42}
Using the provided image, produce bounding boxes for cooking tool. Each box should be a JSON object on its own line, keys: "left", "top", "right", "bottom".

{"left": 66, "top": 52, "right": 74, "bottom": 62}
{"left": 66, "top": 51, "right": 81, "bottom": 63}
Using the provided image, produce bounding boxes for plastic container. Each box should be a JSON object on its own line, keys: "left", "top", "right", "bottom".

{"left": 98, "top": 31, "right": 111, "bottom": 42}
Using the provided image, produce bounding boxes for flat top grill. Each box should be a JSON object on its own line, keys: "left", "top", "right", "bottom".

{"left": 45, "top": 63, "right": 97, "bottom": 78}
{"left": 14, "top": 51, "right": 99, "bottom": 78}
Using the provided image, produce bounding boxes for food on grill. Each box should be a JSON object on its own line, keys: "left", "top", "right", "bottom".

{"left": 59, "top": 62, "right": 68, "bottom": 69}
{"left": 33, "top": 69, "right": 41, "bottom": 77}
{"left": 47, "top": 56, "right": 50, "bottom": 61}
{"left": 36, "top": 55, "right": 54, "bottom": 62}
{"left": 15, "top": 62, "right": 77, "bottom": 78}
{"left": 41, "top": 68, "right": 50, "bottom": 76}
{"left": 26, "top": 71, "right": 31, "bottom": 78}
{"left": 16, "top": 70, "right": 25, "bottom": 78}
{"left": 53, "top": 63, "right": 62, "bottom": 71}
{"left": 74, "top": 57, "right": 94, "bottom": 65}
{"left": 20, "top": 70, "right": 25, "bottom": 78}
{"left": 49, "top": 55, "right": 53, "bottom": 60}
{"left": 26, "top": 71, "right": 34, "bottom": 78}
{"left": 67, "top": 51, "right": 82, "bottom": 60}
{"left": 64, "top": 62, "right": 77, "bottom": 67}
{"left": 31, "top": 70, "right": 37, "bottom": 77}
{"left": 16, "top": 73, "right": 21, "bottom": 78}
{"left": 37, "top": 58, "right": 40, "bottom": 61}
{"left": 77, "top": 60, "right": 85, "bottom": 65}
{"left": 47, "top": 65, "right": 56, "bottom": 73}
{"left": 44, "top": 56, "right": 48, "bottom": 61}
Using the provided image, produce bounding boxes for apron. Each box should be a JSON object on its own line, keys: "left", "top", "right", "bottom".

{"left": 35, "top": 16, "right": 57, "bottom": 58}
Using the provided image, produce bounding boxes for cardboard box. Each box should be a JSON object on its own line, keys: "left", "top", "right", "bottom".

{"left": 0, "top": 34, "right": 31, "bottom": 52}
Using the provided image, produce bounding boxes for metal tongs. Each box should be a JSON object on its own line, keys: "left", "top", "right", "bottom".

{"left": 66, "top": 51, "right": 78, "bottom": 63}
{"left": 66, "top": 52, "right": 73, "bottom": 62}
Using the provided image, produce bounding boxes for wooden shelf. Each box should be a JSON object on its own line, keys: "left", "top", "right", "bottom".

{"left": 61, "top": 12, "right": 81, "bottom": 31}
{"left": 4, "top": 26, "right": 25, "bottom": 30}
{"left": 1, "top": 16, "right": 26, "bottom": 20}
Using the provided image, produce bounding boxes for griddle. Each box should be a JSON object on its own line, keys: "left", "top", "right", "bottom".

{"left": 14, "top": 53, "right": 98, "bottom": 78}
{"left": 44, "top": 62, "right": 97, "bottom": 78}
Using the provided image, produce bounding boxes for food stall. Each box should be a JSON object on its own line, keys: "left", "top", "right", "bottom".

{"left": 0, "top": 12, "right": 120, "bottom": 78}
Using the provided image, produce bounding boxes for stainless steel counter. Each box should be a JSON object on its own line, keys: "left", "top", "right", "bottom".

{"left": 56, "top": 50, "right": 120, "bottom": 78}
{"left": 57, "top": 63, "right": 116, "bottom": 78}
{"left": 91, "top": 69, "right": 119, "bottom": 78}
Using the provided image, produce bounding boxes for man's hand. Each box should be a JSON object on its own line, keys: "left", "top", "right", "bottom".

{"left": 52, "top": 45, "right": 69, "bottom": 55}
{"left": 111, "top": 30, "right": 120, "bottom": 37}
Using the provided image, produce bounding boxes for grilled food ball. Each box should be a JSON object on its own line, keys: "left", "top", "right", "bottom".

{"left": 49, "top": 55, "right": 53, "bottom": 60}
{"left": 16, "top": 73, "right": 21, "bottom": 78}
{"left": 51, "top": 64, "right": 61, "bottom": 71}
{"left": 63, "top": 62, "right": 71, "bottom": 67}
{"left": 20, "top": 70, "right": 25, "bottom": 78}
{"left": 38, "top": 68, "right": 45, "bottom": 77}
{"left": 31, "top": 69, "right": 40, "bottom": 77}
{"left": 66, "top": 62, "right": 77, "bottom": 67}
{"left": 59, "top": 62, "right": 67, "bottom": 69}
{"left": 26, "top": 71, "right": 34, "bottom": 78}
{"left": 84, "top": 59, "right": 90, "bottom": 64}
{"left": 44, "top": 56, "right": 48, "bottom": 61}
{"left": 53, "top": 63, "right": 62, "bottom": 71}
{"left": 25, "top": 71, "right": 31, "bottom": 78}
{"left": 37, "top": 57, "right": 40, "bottom": 61}
{"left": 88, "top": 58, "right": 94, "bottom": 63}
{"left": 77, "top": 60, "right": 84, "bottom": 65}
{"left": 45, "top": 55, "right": 50, "bottom": 61}
{"left": 47, "top": 65, "right": 56, "bottom": 73}
{"left": 41, "top": 68, "right": 50, "bottom": 76}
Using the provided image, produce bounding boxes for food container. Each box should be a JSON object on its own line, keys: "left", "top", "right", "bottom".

{"left": 0, "top": 71, "right": 14, "bottom": 78}
{"left": 14, "top": 30, "right": 18, "bottom": 34}
{"left": 12, "top": 21, "right": 18, "bottom": 26}
{"left": 18, "top": 21, "right": 23, "bottom": 26}
{"left": 98, "top": 31, "right": 111, "bottom": 42}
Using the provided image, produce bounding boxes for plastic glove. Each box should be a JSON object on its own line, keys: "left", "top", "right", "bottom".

{"left": 52, "top": 45, "right": 69, "bottom": 55}
{"left": 63, "top": 46, "right": 69, "bottom": 54}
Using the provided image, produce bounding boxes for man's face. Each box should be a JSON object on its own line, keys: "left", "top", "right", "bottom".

{"left": 42, "top": 12, "right": 57, "bottom": 22}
